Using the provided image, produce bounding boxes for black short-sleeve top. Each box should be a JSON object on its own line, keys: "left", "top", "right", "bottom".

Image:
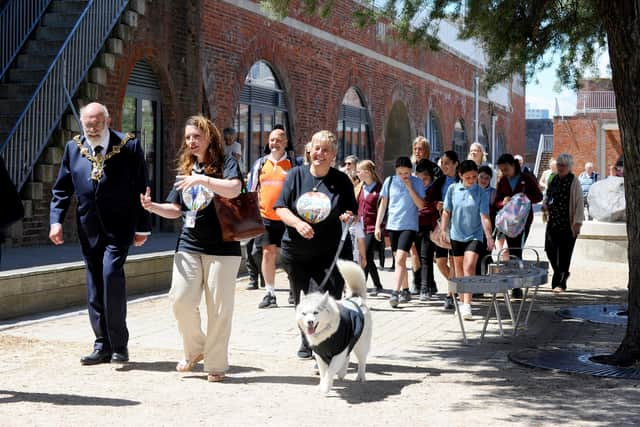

{"left": 166, "top": 155, "right": 242, "bottom": 256}
{"left": 273, "top": 165, "right": 357, "bottom": 259}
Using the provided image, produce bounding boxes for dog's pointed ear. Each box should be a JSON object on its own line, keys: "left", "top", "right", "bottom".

{"left": 321, "top": 291, "right": 330, "bottom": 305}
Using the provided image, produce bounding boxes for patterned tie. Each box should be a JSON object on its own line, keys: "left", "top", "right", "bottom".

{"left": 93, "top": 146, "right": 103, "bottom": 190}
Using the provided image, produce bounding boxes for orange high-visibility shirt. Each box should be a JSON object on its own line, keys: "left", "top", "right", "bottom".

{"left": 258, "top": 157, "right": 293, "bottom": 220}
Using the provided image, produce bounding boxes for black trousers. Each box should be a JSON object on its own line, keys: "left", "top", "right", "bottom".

{"left": 245, "top": 238, "right": 263, "bottom": 285}
{"left": 363, "top": 232, "right": 383, "bottom": 289}
{"left": 82, "top": 241, "right": 130, "bottom": 353}
{"left": 281, "top": 253, "right": 345, "bottom": 306}
{"left": 415, "top": 226, "right": 436, "bottom": 289}
{"left": 544, "top": 227, "right": 577, "bottom": 287}
{"left": 505, "top": 222, "right": 532, "bottom": 260}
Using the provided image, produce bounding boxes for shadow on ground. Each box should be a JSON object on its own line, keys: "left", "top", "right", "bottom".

{"left": 0, "top": 390, "right": 140, "bottom": 406}
{"left": 400, "top": 286, "right": 638, "bottom": 425}
{"left": 115, "top": 362, "right": 264, "bottom": 374}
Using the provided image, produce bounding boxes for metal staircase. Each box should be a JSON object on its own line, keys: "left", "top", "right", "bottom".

{"left": 0, "top": 0, "right": 131, "bottom": 191}
{"left": 533, "top": 134, "right": 554, "bottom": 179}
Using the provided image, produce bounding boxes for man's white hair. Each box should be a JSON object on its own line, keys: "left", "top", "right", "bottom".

{"left": 80, "top": 103, "right": 110, "bottom": 119}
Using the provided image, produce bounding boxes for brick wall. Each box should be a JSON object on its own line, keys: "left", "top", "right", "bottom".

{"left": 552, "top": 113, "right": 621, "bottom": 177}
{"left": 10, "top": 0, "right": 527, "bottom": 247}
{"left": 200, "top": 0, "right": 526, "bottom": 170}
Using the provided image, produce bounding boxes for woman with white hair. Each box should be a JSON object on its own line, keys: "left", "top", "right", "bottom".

{"left": 274, "top": 130, "right": 358, "bottom": 358}
{"left": 542, "top": 153, "right": 584, "bottom": 293}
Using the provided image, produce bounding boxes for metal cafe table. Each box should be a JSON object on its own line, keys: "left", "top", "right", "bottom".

{"left": 447, "top": 258, "right": 548, "bottom": 344}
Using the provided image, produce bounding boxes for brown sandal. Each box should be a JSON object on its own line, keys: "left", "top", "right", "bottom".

{"left": 175, "top": 353, "right": 204, "bottom": 372}
{"left": 207, "top": 372, "right": 225, "bottom": 382}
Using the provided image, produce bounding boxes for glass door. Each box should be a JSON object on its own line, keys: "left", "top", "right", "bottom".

{"left": 122, "top": 93, "right": 162, "bottom": 229}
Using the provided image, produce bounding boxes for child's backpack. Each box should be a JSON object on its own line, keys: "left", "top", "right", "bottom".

{"left": 495, "top": 193, "right": 531, "bottom": 238}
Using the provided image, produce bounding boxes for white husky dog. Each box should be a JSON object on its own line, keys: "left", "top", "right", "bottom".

{"left": 296, "top": 260, "right": 372, "bottom": 394}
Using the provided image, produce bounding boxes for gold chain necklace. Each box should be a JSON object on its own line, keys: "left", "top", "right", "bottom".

{"left": 73, "top": 133, "right": 134, "bottom": 181}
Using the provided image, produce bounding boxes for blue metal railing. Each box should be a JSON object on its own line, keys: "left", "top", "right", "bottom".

{"left": 0, "top": 0, "right": 53, "bottom": 80}
{"left": 1, "top": 0, "right": 130, "bottom": 190}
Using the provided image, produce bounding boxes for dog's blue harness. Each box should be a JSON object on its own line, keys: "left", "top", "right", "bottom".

{"left": 311, "top": 299, "right": 365, "bottom": 365}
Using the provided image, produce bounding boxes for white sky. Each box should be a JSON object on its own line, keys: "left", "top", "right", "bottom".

{"left": 525, "top": 50, "right": 611, "bottom": 117}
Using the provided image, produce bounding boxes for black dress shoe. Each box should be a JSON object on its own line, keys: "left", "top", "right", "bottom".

{"left": 81, "top": 350, "right": 112, "bottom": 366}
{"left": 111, "top": 349, "right": 129, "bottom": 363}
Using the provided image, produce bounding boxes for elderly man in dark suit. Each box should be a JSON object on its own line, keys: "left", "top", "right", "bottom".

{"left": 49, "top": 102, "right": 151, "bottom": 365}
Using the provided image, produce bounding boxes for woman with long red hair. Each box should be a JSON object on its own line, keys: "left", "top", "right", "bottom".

{"left": 140, "top": 115, "right": 243, "bottom": 382}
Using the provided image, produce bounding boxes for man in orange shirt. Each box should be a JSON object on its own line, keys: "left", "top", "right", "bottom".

{"left": 248, "top": 129, "right": 296, "bottom": 308}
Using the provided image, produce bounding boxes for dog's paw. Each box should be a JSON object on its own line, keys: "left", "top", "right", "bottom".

{"left": 318, "top": 384, "right": 330, "bottom": 395}
{"left": 356, "top": 373, "right": 366, "bottom": 382}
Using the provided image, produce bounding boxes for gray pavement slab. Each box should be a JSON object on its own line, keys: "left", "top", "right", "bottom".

{"left": 0, "top": 216, "right": 638, "bottom": 426}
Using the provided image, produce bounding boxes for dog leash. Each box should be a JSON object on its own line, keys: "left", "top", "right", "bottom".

{"left": 318, "top": 217, "right": 354, "bottom": 290}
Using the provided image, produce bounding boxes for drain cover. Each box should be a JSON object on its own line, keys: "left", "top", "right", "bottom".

{"left": 556, "top": 304, "right": 627, "bottom": 326}
{"left": 509, "top": 349, "right": 640, "bottom": 379}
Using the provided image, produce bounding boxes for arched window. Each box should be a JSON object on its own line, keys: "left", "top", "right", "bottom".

{"left": 234, "top": 61, "right": 290, "bottom": 170}
{"left": 426, "top": 110, "right": 443, "bottom": 161}
{"left": 337, "top": 87, "right": 371, "bottom": 162}
{"left": 453, "top": 119, "right": 467, "bottom": 161}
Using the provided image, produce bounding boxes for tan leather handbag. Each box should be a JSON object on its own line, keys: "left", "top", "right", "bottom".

{"left": 214, "top": 189, "right": 265, "bottom": 242}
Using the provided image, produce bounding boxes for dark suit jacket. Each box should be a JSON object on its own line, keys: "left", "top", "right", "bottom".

{"left": 50, "top": 129, "right": 151, "bottom": 248}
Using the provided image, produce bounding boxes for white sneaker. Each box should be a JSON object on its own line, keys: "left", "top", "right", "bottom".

{"left": 461, "top": 303, "right": 473, "bottom": 320}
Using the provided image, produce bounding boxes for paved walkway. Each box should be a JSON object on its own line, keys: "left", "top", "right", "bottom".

{"left": 0, "top": 217, "right": 638, "bottom": 426}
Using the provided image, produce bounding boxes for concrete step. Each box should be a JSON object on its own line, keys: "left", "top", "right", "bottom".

{"left": 7, "top": 68, "right": 47, "bottom": 84}
{"left": 33, "top": 26, "right": 69, "bottom": 41}
{"left": 0, "top": 84, "right": 37, "bottom": 98}
{"left": 49, "top": 0, "right": 88, "bottom": 13}
{"left": 41, "top": 13, "right": 81, "bottom": 27}
{"left": 25, "top": 40, "right": 64, "bottom": 55}
{"left": 16, "top": 54, "right": 56, "bottom": 69}
{"left": 0, "top": 251, "right": 175, "bottom": 320}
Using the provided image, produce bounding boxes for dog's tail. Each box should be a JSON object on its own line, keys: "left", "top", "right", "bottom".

{"left": 337, "top": 260, "right": 367, "bottom": 300}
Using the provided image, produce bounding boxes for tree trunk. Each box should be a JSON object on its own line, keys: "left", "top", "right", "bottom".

{"left": 592, "top": 0, "right": 640, "bottom": 367}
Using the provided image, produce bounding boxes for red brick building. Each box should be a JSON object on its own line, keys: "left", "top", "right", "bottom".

{"left": 3, "top": 0, "right": 525, "bottom": 246}
{"left": 552, "top": 79, "right": 620, "bottom": 177}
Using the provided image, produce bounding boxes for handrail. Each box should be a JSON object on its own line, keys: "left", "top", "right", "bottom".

{"left": 0, "top": 0, "right": 53, "bottom": 80}
{"left": 533, "top": 134, "right": 545, "bottom": 177}
{"left": 533, "top": 134, "right": 553, "bottom": 177}
{"left": 577, "top": 90, "right": 616, "bottom": 112}
{"left": 1, "top": 0, "right": 131, "bottom": 191}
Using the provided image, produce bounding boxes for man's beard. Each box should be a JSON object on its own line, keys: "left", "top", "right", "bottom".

{"left": 85, "top": 127, "right": 108, "bottom": 145}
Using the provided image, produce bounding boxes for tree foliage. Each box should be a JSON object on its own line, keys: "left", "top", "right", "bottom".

{"left": 261, "top": 0, "right": 608, "bottom": 89}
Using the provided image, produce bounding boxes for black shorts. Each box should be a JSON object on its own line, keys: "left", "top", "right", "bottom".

{"left": 254, "top": 218, "right": 285, "bottom": 248}
{"left": 450, "top": 239, "right": 484, "bottom": 257}
{"left": 434, "top": 244, "right": 452, "bottom": 259}
{"left": 388, "top": 230, "right": 416, "bottom": 253}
